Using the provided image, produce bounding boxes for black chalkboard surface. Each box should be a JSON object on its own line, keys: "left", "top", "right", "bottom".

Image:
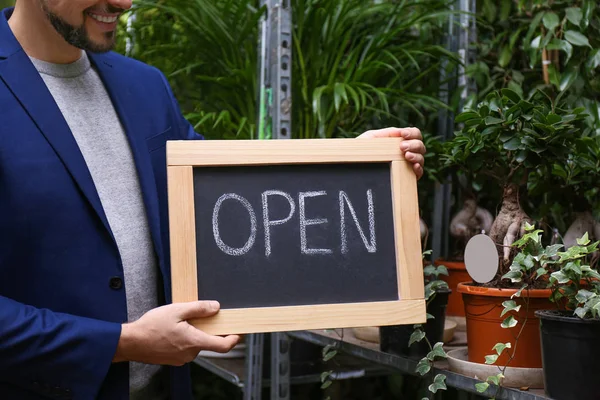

{"left": 193, "top": 163, "right": 398, "bottom": 309}
{"left": 167, "top": 138, "right": 425, "bottom": 335}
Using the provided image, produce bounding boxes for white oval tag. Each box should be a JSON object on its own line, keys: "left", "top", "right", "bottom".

{"left": 464, "top": 234, "right": 499, "bottom": 283}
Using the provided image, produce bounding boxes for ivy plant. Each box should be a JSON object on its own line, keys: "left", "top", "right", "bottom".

{"left": 411, "top": 251, "right": 450, "bottom": 399}
{"left": 476, "top": 224, "right": 599, "bottom": 397}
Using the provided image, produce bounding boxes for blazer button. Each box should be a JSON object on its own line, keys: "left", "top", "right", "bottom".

{"left": 109, "top": 277, "right": 123, "bottom": 290}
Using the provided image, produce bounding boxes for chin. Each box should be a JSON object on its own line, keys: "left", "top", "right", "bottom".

{"left": 85, "top": 35, "right": 116, "bottom": 53}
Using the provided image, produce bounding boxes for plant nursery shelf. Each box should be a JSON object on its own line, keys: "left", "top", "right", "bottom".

{"left": 193, "top": 352, "right": 390, "bottom": 390}
{"left": 287, "top": 329, "right": 551, "bottom": 400}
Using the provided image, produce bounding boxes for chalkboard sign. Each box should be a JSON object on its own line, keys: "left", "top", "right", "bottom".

{"left": 167, "top": 139, "right": 425, "bottom": 335}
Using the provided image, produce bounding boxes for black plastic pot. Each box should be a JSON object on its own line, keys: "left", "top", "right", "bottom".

{"left": 262, "top": 334, "right": 323, "bottom": 377}
{"left": 536, "top": 309, "right": 600, "bottom": 400}
{"left": 379, "top": 288, "right": 451, "bottom": 359}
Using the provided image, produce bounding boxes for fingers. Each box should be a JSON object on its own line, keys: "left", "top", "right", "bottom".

{"left": 358, "top": 127, "right": 422, "bottom": 140}
{"left": 400, "top": 139, "right": 426, "bottom": 155}
{"left": 405, "top": 151, "right": 425, "bottom": 180}
{"left": 176, "top": 300, "right": 220, "bottom": 320}
{"left": 413, "top": 162, "right": 424, "bottom": 180}
{"left": 195, "top": 332, "right": 241, "bottom": 353}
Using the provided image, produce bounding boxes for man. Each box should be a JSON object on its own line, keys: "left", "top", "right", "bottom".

{"left": 0, "top": 0, "right": 426, "bottom": 399}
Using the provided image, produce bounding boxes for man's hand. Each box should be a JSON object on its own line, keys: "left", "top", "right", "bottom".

{"left": 113, "top": 301, "right": 239, "bottom": 366}
{"left": 357, "top": 127, "right": 426, "bottom": 180}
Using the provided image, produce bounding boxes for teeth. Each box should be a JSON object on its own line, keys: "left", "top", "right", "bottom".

{"left": 89, "top": 13, "right": 118, "bottom": 23}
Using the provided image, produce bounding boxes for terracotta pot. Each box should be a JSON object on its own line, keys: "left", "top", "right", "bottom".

{"left": 435, "top": 259, "right": 470, "bottom": 317}
{"left": 457, "top": 282, "right": 555, "bottom": 368}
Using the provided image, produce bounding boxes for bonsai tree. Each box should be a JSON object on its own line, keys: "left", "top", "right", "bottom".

{"left": 461, "top": 0, "right": 600, "bottom": 265}
{"left": 443, "top": 87, "right": 591, "bottom": 280}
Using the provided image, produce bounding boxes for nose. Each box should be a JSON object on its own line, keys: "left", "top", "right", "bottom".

{"left": 107, "top": 0, "right": 133, "bottom": 10}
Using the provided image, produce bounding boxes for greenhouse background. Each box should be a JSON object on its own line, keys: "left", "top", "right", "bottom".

{"left": 1, "top": 0, "right": 599, "bottom": 399}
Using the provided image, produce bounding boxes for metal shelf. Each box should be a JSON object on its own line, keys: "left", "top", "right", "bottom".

{"left": 287, "top": 329, "right": 551, "bottom": 400}
{"left": 193, "top": 352, "right": 390, "bottom": 391}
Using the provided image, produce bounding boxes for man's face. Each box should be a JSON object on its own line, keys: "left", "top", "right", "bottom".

{"left": 40, "top": 0, "right": 132, "bottom": 53}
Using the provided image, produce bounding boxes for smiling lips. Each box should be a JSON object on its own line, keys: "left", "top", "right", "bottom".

{"left": 87, "top": 12, "right": 119, "bottom": 24}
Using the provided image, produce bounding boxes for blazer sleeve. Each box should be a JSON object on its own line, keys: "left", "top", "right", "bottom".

{"left": 0, "top": 295, "right": 121, "bottom": 399}
{"left": 156, "top": 68, "right": 205, "bottom": 142}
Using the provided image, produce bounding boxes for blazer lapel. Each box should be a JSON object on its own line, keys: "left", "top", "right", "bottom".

{"left": 89, "top": 52, "right": 165, "bottom": 264}
{"left": 0, "top": 51, "right": 117, "bottom": 245}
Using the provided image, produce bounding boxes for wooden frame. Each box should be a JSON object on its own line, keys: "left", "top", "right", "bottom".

{"left": 167, "top": 138, "right": 425, "bottom": 335}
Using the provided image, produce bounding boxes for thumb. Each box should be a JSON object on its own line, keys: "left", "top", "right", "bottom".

{"left": 176, "top": 300, "right": 220, "bottom": 320}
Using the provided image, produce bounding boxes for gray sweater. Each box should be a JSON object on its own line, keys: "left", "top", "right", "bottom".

{"left": 30, "top": 51, "right": 161, "bottom": 395}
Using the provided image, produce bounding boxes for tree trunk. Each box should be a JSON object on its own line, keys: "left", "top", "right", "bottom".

{"left": 489, "top": 183, "right": 532, "bottom": 273}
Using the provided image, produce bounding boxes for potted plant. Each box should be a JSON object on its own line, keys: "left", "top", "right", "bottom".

{"left": 535, "top": 233, "right": 600, "bottom": 400}
{"left": 443, "top": 87, "right": 590, "bottom": 368}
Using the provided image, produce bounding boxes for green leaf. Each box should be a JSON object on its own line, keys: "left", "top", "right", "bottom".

{"left": 565, "top": 7, "right": 583, "bottom": 27}
{"left": 552, "top": 164, "right": 568, "bottom": 178}
{"left": 503, "top": 137, "right": 521, "bottom": 151}
{"left": 502, "top": 316, "right": 518, "bottom": 328}
{"left": 544, "top": 244, "right": 564, "bottom": 257}
{"left": 524, "top": 255, "right": 535, "bottom": 269}
{"left": 546, "top": 113, "right": 561, "bottom": 124}
{"left": 511, "top": 284, "right": 528, "bottom": 298}
{"left": 428, "top": 374, "right": 447, "bottom": 393}
{"left": 485, "top": 354, "right": 499, "bottom": 364}
{"left": 485, "top": 116, "right": 504, "bottom": 125}
{"left": 320, "top": 370, "right": 333, "bottom": 382}
{"left": 455, "top": 112, "right": 480, "bottom": 123}
{"left": 427, "top": 342, "right": 448, "bottom": 361}
{"left": 321, "top": 380, "right": 333, "bottom": 389}
{"left": 476, "top": 382, "right": 490, "bottom": 393}
{"left": 536, "top": 267, "right": 548, "bottom": 277}
{"left": 498, "top": 45, "right": 512, "bottom": 68}
{"left": 551, "top": 271, "right": 570, "bottom": 284}
{"left": 576, "top": 289, "right": 595, "bottom": 303}
{"left": 487, "top": 374, "right": 503, "bottom": 386}
{"left": 542, "top": 12, "right": 560, "bottom": 32}
{"left": 501, "top": 88, "right": 521, "bottom": 103}
{"left": 501, "top": 300, "right": 522, "bottom": 316}
{"left": 515, "top": 150, "right": 527, "bottom": 163}
{"left": 575, "top": 306, "right": 589, "bottom": 319}
{"left": 577, "top": 232, "right": 590, "bottom": 245}
{"left": 547, "top": 39, "right": 573, "bottom": 63}
{"left": 426, "top": 313, "right": 435, "bottom": 320}
{"left": 493, "top": 342, "right": 512, "bottom": 355}
{"left": 548, "top": 65, "right": 561, "bottom": 89}
{"left": 416, "top": 358, "right": 431, "bottom": 375}
{"left": 479, "top": 105, "right": 490, "bottom": 118}
{"left": 333, "top": 83, "right": 349, "bottom": 112}
{"left": 323, "top": 350, "right": 337, "bottom": 361}
{"left": 587, "top": 49, "right": 600, "bottom": 69}
{"left": 409, "top": 329, "right": 426, "bottom": 346}
{"left": 564, "top": 30, "right": 591, "bottom": 47}
{"left": 560, "top": 69, "right": 578, "bottom": 92}
{"left": 502, "top": 270, "right": 523, "bottom": 283}
{"left": 423, "top": 265, "right": 436, "bottom": 276}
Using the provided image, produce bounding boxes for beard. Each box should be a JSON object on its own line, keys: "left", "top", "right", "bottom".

{"left": 40, "top": 2, "right": 121, "bottom": 53}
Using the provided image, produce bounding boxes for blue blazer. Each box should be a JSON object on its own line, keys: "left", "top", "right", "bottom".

{"left": 0, "top": 7, "right": 202, "bottom": 400}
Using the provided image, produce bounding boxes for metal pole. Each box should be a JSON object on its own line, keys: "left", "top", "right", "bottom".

{"left": 243, "top": 333, "right": 265, "bottom": 400}
{"left": 431, "top": 1, "right": 458, "bottom": 262}
{"left": 268, "top": 0, "right": 292, "bottom": 139}
{"left": 270, "top": 333, "right": 291, "bottom": 400}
